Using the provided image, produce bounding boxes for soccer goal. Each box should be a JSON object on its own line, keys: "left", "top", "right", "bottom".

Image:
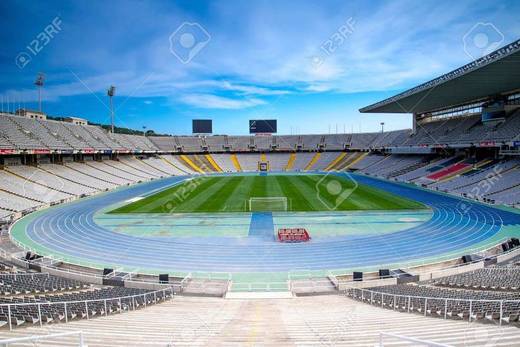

{"left": 248, "top": 197, "right": 288, "bottom": 212}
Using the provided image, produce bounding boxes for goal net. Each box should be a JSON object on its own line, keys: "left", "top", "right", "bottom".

{"left": 248, "top": 197, "right": 288, "bottom": 212}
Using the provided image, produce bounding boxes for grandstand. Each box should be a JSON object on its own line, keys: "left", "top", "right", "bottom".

{"left": 347, "top": 258, "right": 520, "bottom": 325}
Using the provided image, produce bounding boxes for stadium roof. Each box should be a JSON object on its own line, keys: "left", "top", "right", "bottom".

{"left": 360, "top": 39, "right": 520, "bottom": 114}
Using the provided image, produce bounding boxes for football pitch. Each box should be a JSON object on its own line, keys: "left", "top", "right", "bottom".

{"left": 110, "top": 174, "right": 426, "bottom": 213}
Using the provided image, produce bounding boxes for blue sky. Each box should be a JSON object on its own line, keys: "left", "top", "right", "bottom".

{"left": 1, "top": 0, "right": 519, "bottom": 135}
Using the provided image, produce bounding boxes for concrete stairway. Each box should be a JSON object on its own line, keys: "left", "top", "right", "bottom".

{"left": 1, "top": 295, "right": 519, "bottom": 346}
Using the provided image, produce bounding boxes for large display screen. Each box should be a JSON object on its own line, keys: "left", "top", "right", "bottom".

{"left": 482, "top": 101, "right": 505, "bottom": 122}
{"left": 249, "top": 119, "right": 277, "bottom": 133}
{"left": 192, "top": 119, "right": 212, "bottom": 133}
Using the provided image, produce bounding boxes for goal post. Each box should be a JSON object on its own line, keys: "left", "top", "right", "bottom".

{"left": 248, "top": 197, "right": 288, "bottom": 212}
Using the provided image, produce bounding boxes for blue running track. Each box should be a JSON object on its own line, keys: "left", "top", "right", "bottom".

{"left": 10, "top": 173, "right": 520, "bottom": 275}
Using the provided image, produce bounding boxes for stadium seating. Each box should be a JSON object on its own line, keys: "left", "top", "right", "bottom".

{"left": 0, "top": 114, "right": 47, "bottom": 149}
{"left": 2, "top": 109, "right": 520, "bottom": 154}
{"left": 426, "top": 162, "right": 472, "bottom": 181}
{"left": 347, "top": 257, "right": 520, "bottom": 325}
{"left": 40, "top": 163, "right": 117, "bottom": 191}
{"left": 0, "top": 273, "right": 89, "bottom": 296}
{"left": 65, "top": 161, "right": 132, "bottom": 185}
{"left": 265, "top": 153, "right": 291, "bottom": 171}
{"left": 394, "top": 157, "right": 452, "bottom": 182}
{"left": 309, "top": 152, "right": 343, "bottom": 170}
{"left": 0, "top": 190, "right": 42, "bottom": 212}
{"left": 160, "top": 154, "right": 196, "bottom": 174}
{"left": 432, "top": 267, "right": 520, "bottom": 291}
{"left": 210, "top": 153, "right": 235, "bottom": 172}
{"left": 141, "top": 156, "right": 185, "bottom": 176}
{"left": 348, "top": 154, "right": 386, "bottom": 171}
{"left": 290, "top": 152, "right": 315, "bottom": 170}
{"left": 176, "top": 136, "right": 202, "bottom": 152}
{"left": 5, "top": 165, "right": 97, "bottom": 196}
{"left": 227, "top": 136, "right": 251, "bottom": 151}
{"left": 236, "top": 153, "right": 260, "bottom": 171}
{"left": 358, "top": 155, "right": 425, "bottom": 178}
{"left": 275, "top": 135, "right": 300, "bottom": 150}
{"left": 0, "top": 170, "right": 72, "bottom": 204}
{"left": 0, "top": 272, "right": 171, "bottom": 329}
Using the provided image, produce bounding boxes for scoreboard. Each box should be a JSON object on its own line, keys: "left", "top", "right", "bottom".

{"left": 249, "top": 119, "right": 277, "bottom": 134}
{"left": 192, "top": 119, "right": 212, "bottom": 134}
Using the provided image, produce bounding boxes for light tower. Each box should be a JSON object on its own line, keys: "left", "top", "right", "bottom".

{"left": 34, "top": 72, "right": 45, "bottom": 112}
{"left": 107, "top": 86, "right": 116, "bottom": 133}
{"left": 380, "top": 122, "right": 385, "bottom": 133}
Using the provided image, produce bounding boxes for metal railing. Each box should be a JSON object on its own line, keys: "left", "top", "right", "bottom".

{"left": 345, "top": 286, "right": 520, "bottom": 326}
{"left": 231, "top": 281, "right": 290, "bottom": 292}
{"left": 378, "top": 332, "right": 453, "bottom": 347}
{"left": 0, "top": 330, "right": 85, "bottom": 347}
{"left": 0, "top": 287, "right": 174, "bottom": 331}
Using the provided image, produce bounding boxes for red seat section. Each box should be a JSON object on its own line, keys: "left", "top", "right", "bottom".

{"left": 278, "top": 228, "right": 311, "bottom": 243}
{"left": 427, "top": 163, "right": 471, "bottom": 181}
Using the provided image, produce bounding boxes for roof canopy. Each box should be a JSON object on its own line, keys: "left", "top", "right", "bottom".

{"left": 360, "top": 39, "right": 520, "bottom": 114}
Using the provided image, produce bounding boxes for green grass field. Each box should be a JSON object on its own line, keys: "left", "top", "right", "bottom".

{"left": 110, "top": 174, "right": 426, "bottom": 213}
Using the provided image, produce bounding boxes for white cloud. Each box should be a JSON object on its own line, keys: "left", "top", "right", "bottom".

{"left": 179, "top": 94, "right": 266, "bottom": 109}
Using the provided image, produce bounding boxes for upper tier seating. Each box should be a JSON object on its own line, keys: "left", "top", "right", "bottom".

{"left": 2, "top": 108, "right": 520, "bottom": 154}
{"left": 176, "top": 136, "right": 202, "bottom": 152}
{"left": 302, "top": 135, "right": 321, "bottom": 150}
{"left": 275, "top": 135, "right": 300, "bottom": 150}
{"left": 8, "top": 116, "right": 70, "bottom": 149}
{"left": 40, "top": 119, "right": 91, "bottom": 148}
{"left": 148, "top": 136, "right": 178, "bottom": 152}
{"left": 0, "top": 113, "right": 162, "bottom": 152}
{"left": 227, "top": 136, "right": 250, "bottom": 151}
{"left": 203, "top": 135, "right": 227, "bottom": 152}
{"left": 254, "top": 136, "right": 272, "bottom": 150}
{"left": 323, "top": 134, "right": 349, "bottom": 150}
{"left": 0, "top": 114, "right": 46, "bottom": 149}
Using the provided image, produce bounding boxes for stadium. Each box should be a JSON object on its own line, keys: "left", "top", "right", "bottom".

{"left": 1, "top": 1, "right": 520, "bottom": 346}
